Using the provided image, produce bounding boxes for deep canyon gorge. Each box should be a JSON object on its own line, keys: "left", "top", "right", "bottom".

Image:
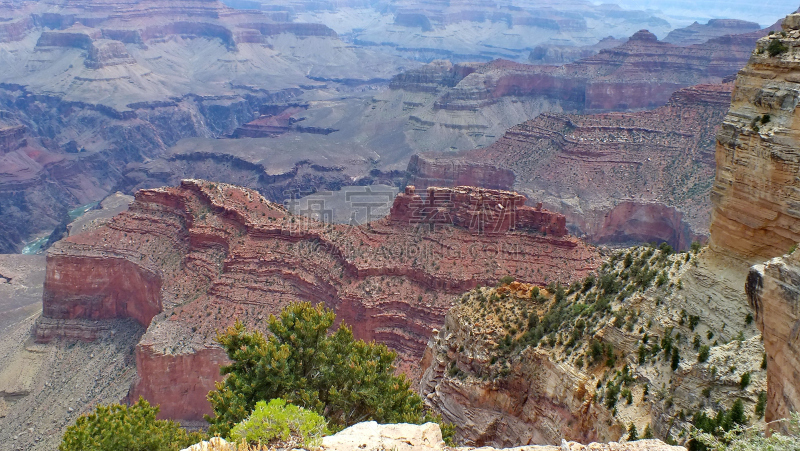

{"left": 3, "top": 1, "right": 800, "bottom": 451}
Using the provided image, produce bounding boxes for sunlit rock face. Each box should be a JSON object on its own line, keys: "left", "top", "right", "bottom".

{"left": 717, "top": 12, "right": 800, "bottom": 432}
{"left": 709, "top": 15, "right": 800, "bottom": 264}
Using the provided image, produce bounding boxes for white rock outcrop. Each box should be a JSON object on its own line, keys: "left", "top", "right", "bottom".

{"left": 181, "top": 422, "right": 685, "bottom": 451}
{"left": 319, "top": 421, "right": 445, "bottom": 451}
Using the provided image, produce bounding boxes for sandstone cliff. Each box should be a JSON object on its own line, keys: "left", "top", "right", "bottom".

{"left": 37, "top": 180, "right": 601, "bottom": 421}
{"left": 709, "top": 17, "right": 800, "bottom": 429}
{"left": 709, "top": 15, "right": 800, "bottom": 264}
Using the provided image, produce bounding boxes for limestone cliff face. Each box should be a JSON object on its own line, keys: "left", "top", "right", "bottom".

{"left": 747, "top": 251, "right": 800, "bottom": 430}
{"left": 710, "top": 15, "right": 800, "bottom": 263}
{"left": 37, "top": 179, "right": 601, "bottom": 421}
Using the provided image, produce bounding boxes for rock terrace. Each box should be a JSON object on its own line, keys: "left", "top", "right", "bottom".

{"left": 37, "top": 179, "right": 601, "bottom": 421}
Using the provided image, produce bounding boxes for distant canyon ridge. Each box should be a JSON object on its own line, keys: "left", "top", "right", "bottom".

{"left": 0, "top": 0, "right": 783, "bottom": 256}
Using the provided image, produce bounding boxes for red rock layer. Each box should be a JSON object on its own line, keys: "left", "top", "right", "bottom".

{"left": 38, "top": 179, "right": 601, "bottom": 420}
{"left": 128, "top": 344, "right": 230, "bottom": 421}
{"left": 41, "top": 256, "right": 162, "bottom": 329}
{"left": 390, "top": 186, "right": 567, "bottom": 237}
{"left": 406, "top": 154, "right": 515, "bottom": 191}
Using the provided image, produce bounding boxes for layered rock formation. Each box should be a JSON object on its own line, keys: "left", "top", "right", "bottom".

{"left": 747, "top": 254, "right": 800, "bottom": 431}
{"left": 37, "top": 179, "right": 601, "bottom": 421}
{"left": 301, "top": 0, "right": 674, "bottom": 63}
{"left": 528, "top": 37, "right": 625, "bottom": 65}
{"left": 394, "top": 29, "right": 763, "bottom": 114}
{"left": 390, "top": 186, "right": 567, "bottom": 237}
{"left": 406, "top": 154, "right": 515, "bottom": 191}
{"left": 663, "top": 19, "right": 761, "bottom": 46}
{"left": 421, "top": 247, "right": 767, "bottom": 447}
{"left": 731, "top": 13, "right": 800, "bottom": 431}
{"left": 417, "top": 12, "right": 800, "bottom": 447}
{"left": 709, "top": 16, "right": 800, "bottom": 263}
{"left": 0, "top": 0, "right": 411, "bottom": 253}
{"left": 410, "top": 83, "right": 733, "bottom": 250}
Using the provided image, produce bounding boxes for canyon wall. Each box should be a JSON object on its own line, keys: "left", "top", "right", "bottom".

{"left": 406, "top": 154, "right": 514, "bottom": 191}
{"left": 37, "top": 179, "right": 601, "bottom": 421}
{"left": 0, "top": 0, "right": 409, "bottom": 254}
{"left": 395, "top": 29, "right": 764, "bottom": 114}
{"left": 409, "top": 83, "right": 732, "bottom": 250}
{"left": 725, "top": 14, "right": 800, "bottom": 430}
{"left": 746, "top": 254, "right": 800, "bottom": 431}
{"left": 709, "top": 17, "right": 800, "bottom": 263}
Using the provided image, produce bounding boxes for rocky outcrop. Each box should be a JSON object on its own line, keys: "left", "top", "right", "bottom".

{"left": 390, "top": 186, "right": 567, "bottom": 237}
{"left": 746, "top": 254, "right": 800, "bottom": 431}
{"left": 709, "top": 15, "right": 800, "bottom": 263}
{"left": 421, "top": 246, "right": 767, "bottom": 447}
{"left": 37, "top": 179, "right": 601, "bottom": 421}
{"left": 0, "top": 124, "right": 25, "bottom": 154}
{"left": 322, "top": 422, "right": 444, "bottom": 451}
{"left": 85, "top": 39, "right": 136, "bottom": 69}
{"left": 181, "top": 422, "right": 685, "bottom": 451}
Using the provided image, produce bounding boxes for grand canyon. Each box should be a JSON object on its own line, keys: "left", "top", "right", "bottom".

{"left": 3, "top": 1, "right": 800, "bottom": 450}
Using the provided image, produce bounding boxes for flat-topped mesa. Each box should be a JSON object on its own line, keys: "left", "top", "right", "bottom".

{"left": 709, "top": 13, "right": 800, "bottom": 263}
{"left": 37, "top": 179, "right": 601, "bottom": 421}
{"left": 389, "top": 186, "right": 567, "bottom": 237}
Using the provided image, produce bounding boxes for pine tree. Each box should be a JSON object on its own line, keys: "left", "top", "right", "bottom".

{"left": 628, "top": 423, "right": 638, "bottom": 441}
{"left": 59, "top": 397, "right": 202, "bottom": 451}
{"left": 206, "top": 302, "right": 429, "bottom": 438}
